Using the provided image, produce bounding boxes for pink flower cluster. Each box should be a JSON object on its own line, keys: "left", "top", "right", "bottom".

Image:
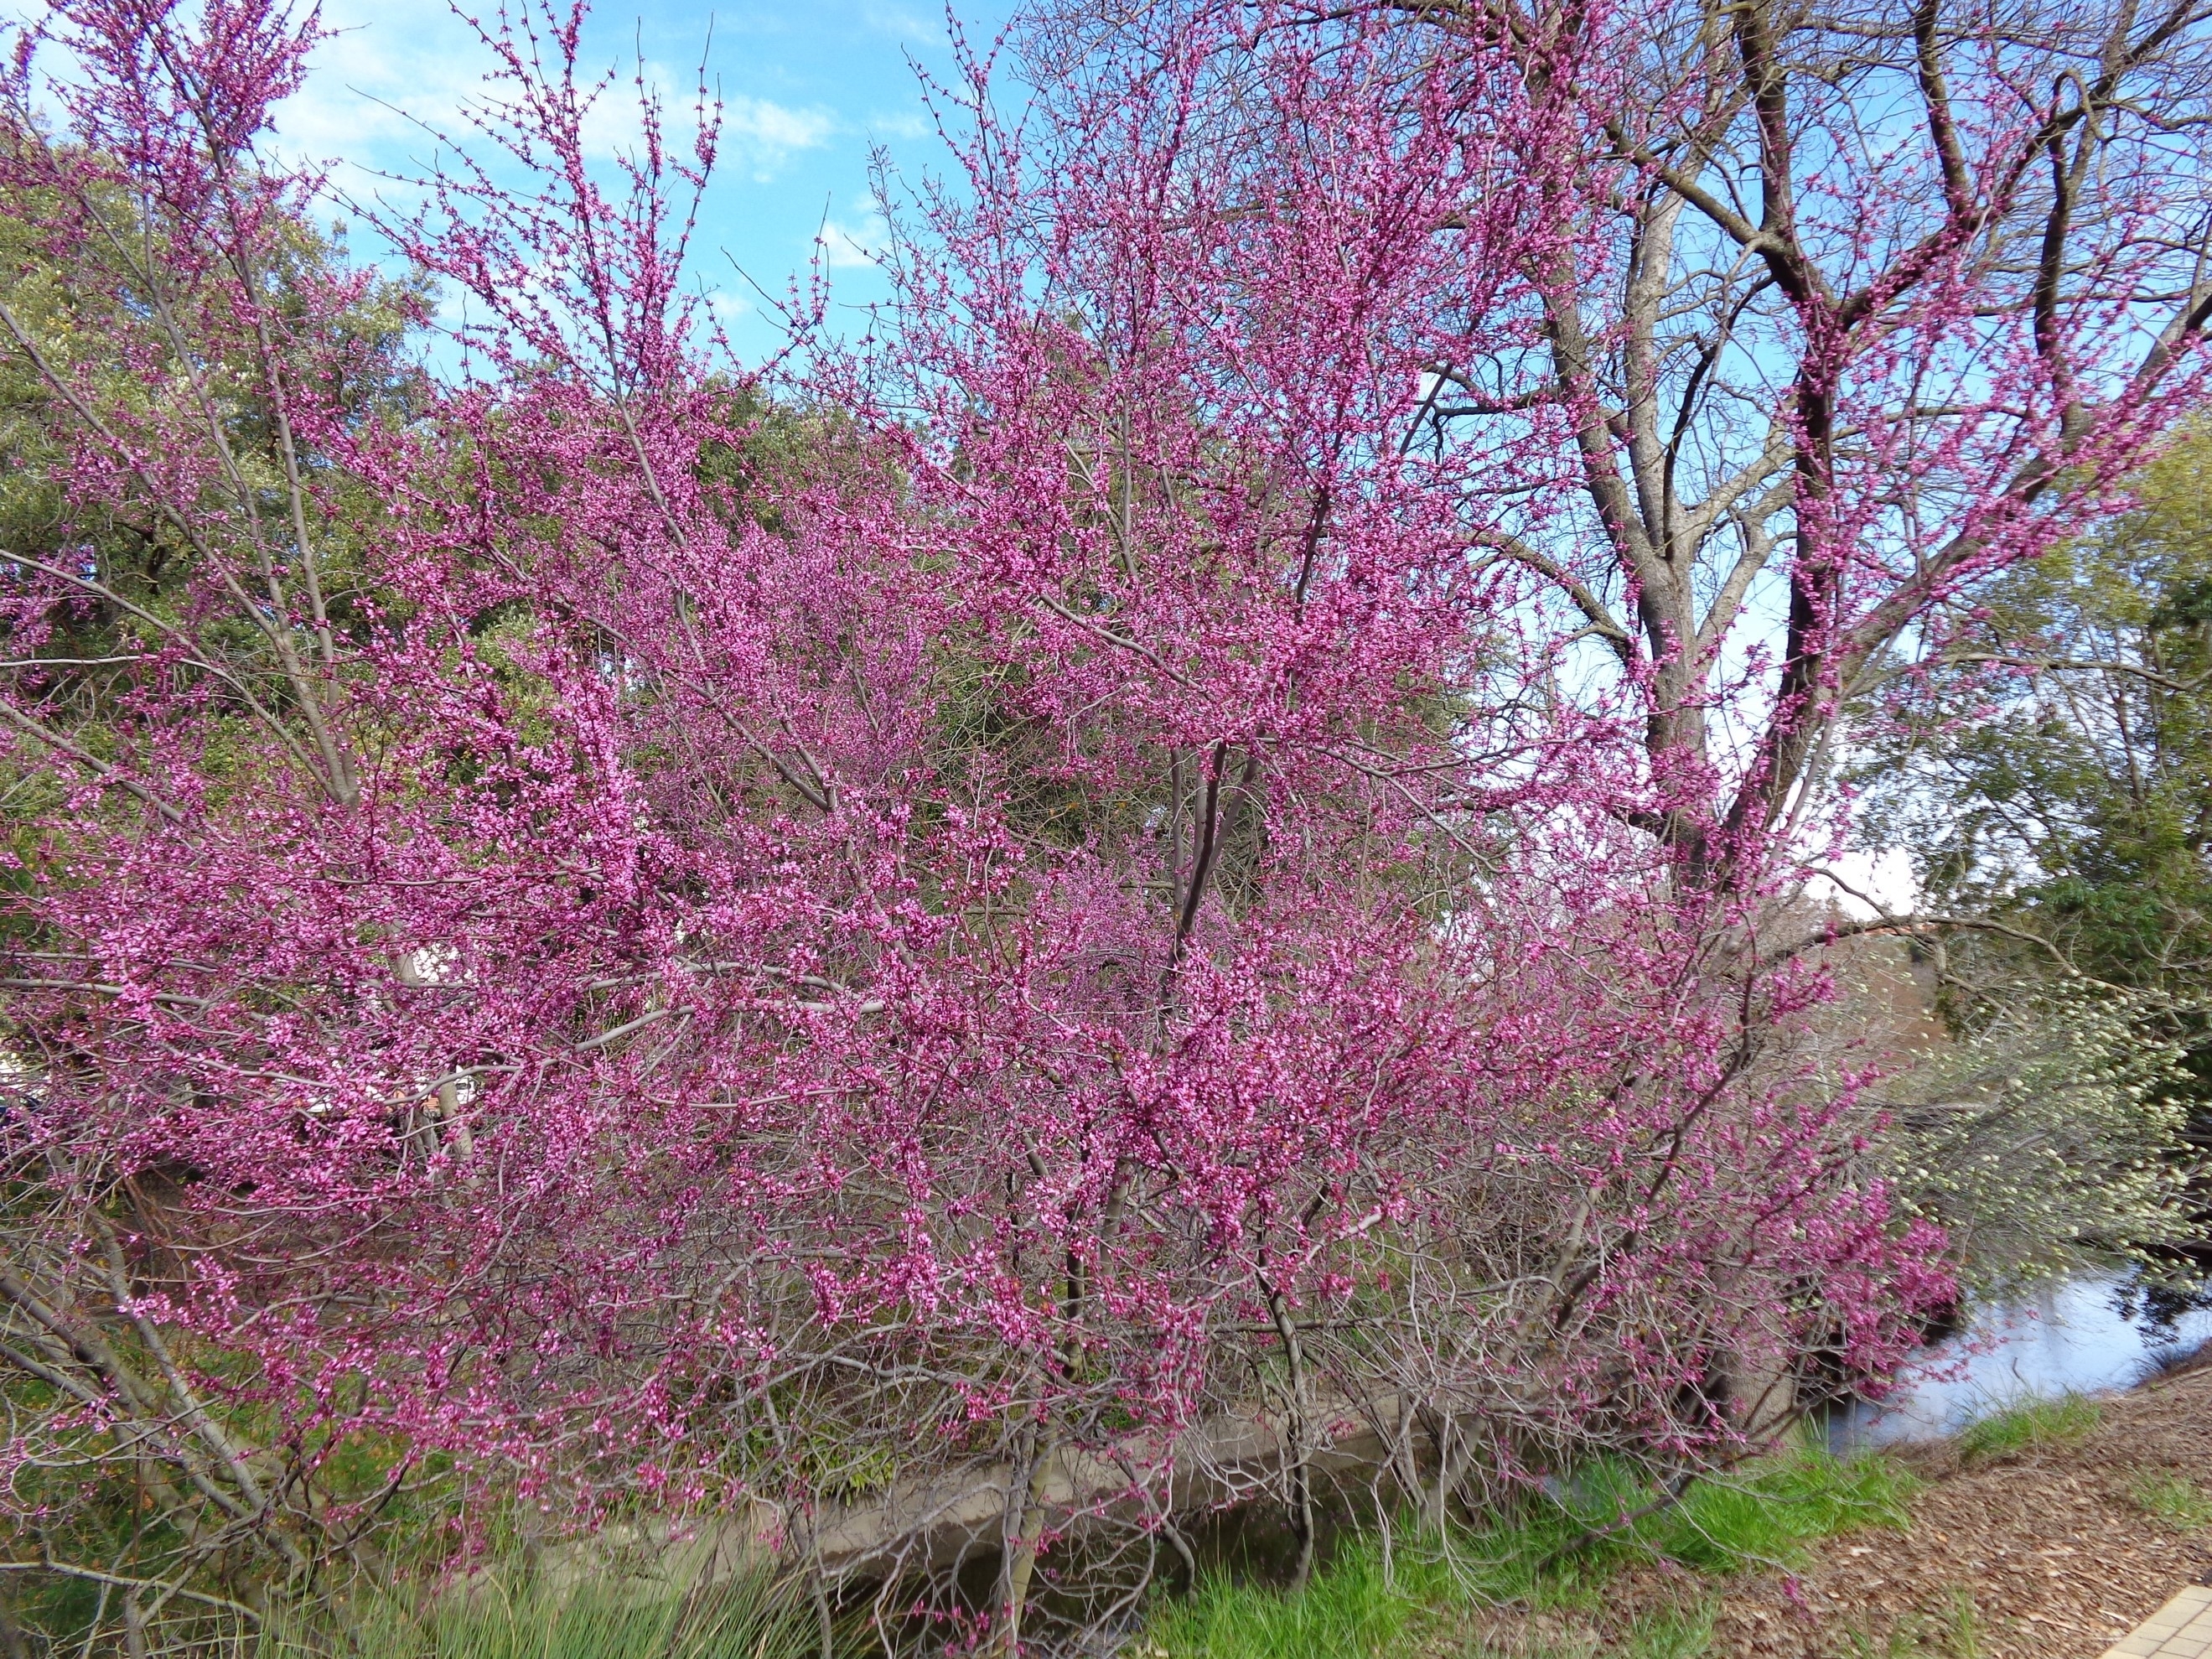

{"left": 0, "top": 0, "right": 2200, "bottom": 1633}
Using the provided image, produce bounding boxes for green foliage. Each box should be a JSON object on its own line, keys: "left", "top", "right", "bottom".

{"left": 1953, "top": 1393, "right": 2102, "bottom": 1463}
{"left": 1845, "top": 431, "right": 2212, "bottom": 1298}
{"left": 0, "top": 186, "right": 429, "bottom": 881}
{"left": 0, "top": 197, "right": 426, "bottom": 642}
{"left": 2128, "top": 1470, "right": 2212, "bottom": 1531}
{"left": 1843, "top": 441, "right": 2212, "bottom": 1295}
{"left": 1861, "top": 433, "right": 2212, "bottom": 920}
{"left": 1854, "top": 429, "right": 2212, "bottom": 1101}
{"left": 1145, "top": 1440, "right": 1915, "bottom": 1659}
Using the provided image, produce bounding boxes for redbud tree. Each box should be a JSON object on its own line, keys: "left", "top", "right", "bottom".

{"left": 0, "top": 0, "right": 2197, "bottom": 1650}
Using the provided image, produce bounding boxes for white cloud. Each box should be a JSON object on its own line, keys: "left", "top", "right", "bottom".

{"left": 865, "top": 108, "right": 935, "bottom": 143}
{"left": 726, "top": 95, "right": 837, "bottom": 155}
{"left": 819, "top": 197, "right": 888, "bottom": 269}
{"left": 861, "top": 3, "right": 944, "bottom": 44}
{"left": 272, "top": 0, "right": 484, "bottom": 162}
{"left": 267, "top": 8, "right": 834, "bottom": 194}
{"left": 718, "top": 94, "right": 838, "bottom": 183}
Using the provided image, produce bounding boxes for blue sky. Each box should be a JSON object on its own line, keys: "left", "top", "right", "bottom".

{"left": 270, "top": 0, "right": 1009, "bottom": 360}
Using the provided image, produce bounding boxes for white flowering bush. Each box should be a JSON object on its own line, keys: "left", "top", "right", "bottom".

{"left": 1875, "top": 982, "right": 2205, "bottom": 1298}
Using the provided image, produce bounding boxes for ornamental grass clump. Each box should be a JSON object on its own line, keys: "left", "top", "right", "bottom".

{"left": 1955, "top": 1396, "right": 2104, "bottom": 1464}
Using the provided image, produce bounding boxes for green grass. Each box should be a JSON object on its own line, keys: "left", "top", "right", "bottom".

{"left": 1141, "top": 1538, "right": 1438, "bottom": 1659}
{"left": 1142, "top": 1537, "right": 1721, "bottom": 1659}
{"left": 1639, "top": 1442, "right": 1919, "bottom": 1574}
{"left": 262, "top": 1565, "right": 818, "bottom": 1659}
{"left": 2129, "top": 1470, "right": 2212, "bottom": 1532}
{"left": 1953, "top": 1394, "right": 2102, "bottom": 1463}
{"left": 1834, "top": 1585, "right": 1982, "bottom": 1659}
{"left": 1144, "top": 1437, "right": 1919, "bottom": 1659}
{"left": 1620, "top": 1604, "right": 1720, "bottom": 1659}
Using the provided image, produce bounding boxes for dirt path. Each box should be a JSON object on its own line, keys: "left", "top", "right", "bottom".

{"left": 1650, "top": 1362, "right": 2212, "bottom": 1658}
